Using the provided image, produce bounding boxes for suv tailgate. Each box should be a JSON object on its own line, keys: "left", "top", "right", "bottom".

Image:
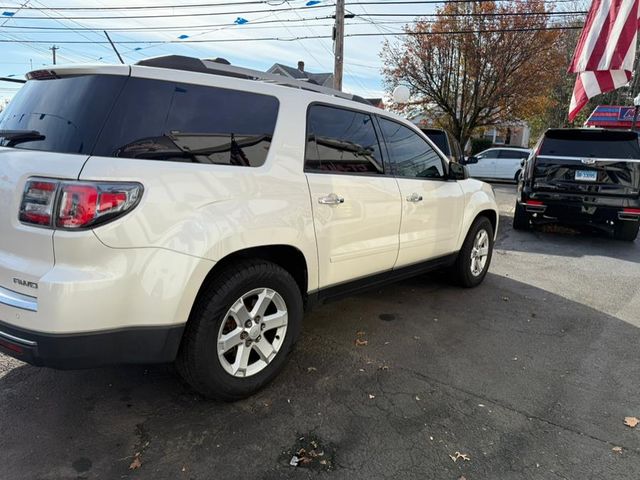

{"left": 0, "top": 73, "right": 129, "bottom": 298}
{"left": 0, "top": 148, "right": 90, "bottom": 297}
{"left": 533, "top": 129, "right": 640, "bottom": 197}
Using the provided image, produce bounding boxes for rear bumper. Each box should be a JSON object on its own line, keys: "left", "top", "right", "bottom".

{"left": 519, "top": 188, "right": 640, "bottom": 227}
{"left": 0, "top": 320, "right": 184, "bottom": 369}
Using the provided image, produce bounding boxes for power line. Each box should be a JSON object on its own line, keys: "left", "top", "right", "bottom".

{"left": 0, "top": 0, "right": 581, "bottom": 9}
{"left": 0, "top": 11, "right": 586, "bottom": 32}
{"left": 0, "top": 26, "right": 584, "bottom": 45}
{"left": 357, "top": 10, "right": 587, "bottom": 17}
{"left": 0, "top": 3, "right": 334, "bottom": 20}
{"left": 0, "top": 15, "right": 336, "bottom": 30}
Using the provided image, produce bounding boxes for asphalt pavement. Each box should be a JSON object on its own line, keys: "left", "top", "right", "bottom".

{"left": 1, "top": 183, "right": 639, "bottom": 480}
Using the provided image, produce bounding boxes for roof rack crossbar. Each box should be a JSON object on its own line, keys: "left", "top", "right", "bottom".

{"left": 136, "top": 55, "right": 370, "bottom": 105}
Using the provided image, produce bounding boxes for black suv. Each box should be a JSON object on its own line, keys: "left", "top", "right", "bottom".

{"left": 514, "top": 128, "right": 640, "bottom": 241}
{"left": 421, "top": 128, "right": 464, "bottom": 164}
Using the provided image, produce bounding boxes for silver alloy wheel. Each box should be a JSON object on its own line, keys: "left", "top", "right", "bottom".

{"left": 470, "top": 229, "right": 490, "bottom": 277}
{"left": 217, "top": 287, "right": 288, "bottom": 378}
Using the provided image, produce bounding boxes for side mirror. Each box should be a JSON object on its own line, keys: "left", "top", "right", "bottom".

{"left": 467, "top": 156, "right": 478, "bottom": 164}
{"left": 520, "top": 159, "right": 526, "bottom": 167}
{"left": 448, "top": 162, "right": 469, "bottom": 180}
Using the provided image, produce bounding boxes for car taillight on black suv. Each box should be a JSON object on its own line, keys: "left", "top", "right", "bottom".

{"left": 19, "top": 179, "right": 143, "bottom": 229}
{"left": 514, "top": 128, "right": 640, "bottom": 241}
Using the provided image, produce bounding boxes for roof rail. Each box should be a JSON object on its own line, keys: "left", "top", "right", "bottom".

{"left": 135, "top": 55, "right": 372, "bottom": 106}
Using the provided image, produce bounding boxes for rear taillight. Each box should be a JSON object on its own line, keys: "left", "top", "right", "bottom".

{"left": 19, "top": 180, "right": 58, "bottom": 226}
{"left": 526, "top": 200, "right": 544, "bottom": 206}
{"left": 622, "top": 208, "right": 640, "bottom": 215}
{"left": 19, "top": 178, "right": 142, "bottom": 230}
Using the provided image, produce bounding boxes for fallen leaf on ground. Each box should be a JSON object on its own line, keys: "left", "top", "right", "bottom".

{"left": 502, "top": 296, "right": 509, "bottom": 302}
{"left": 368, "top": 394, "right": 375, "bottom": 399}
{"left": 612, "top": 446, "right": 623, "bottom": 453}
{"left": 449, "top": 451, "right": 470, "bottom": 463}
{"left": 624, "top": 417, "right": 638, "bottom": 428}
{"left": 307, "top": 367, "right": 317, "bottom": 372}
{"left": 355, "top": 338, "right": 368, "bottom": 346}
{"left": 129, "top": 454, "right": 142, "bottom": 470}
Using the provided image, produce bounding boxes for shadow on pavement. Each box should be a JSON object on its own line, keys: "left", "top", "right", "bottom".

{"left": 1, "top": 273, "right": 639, "bottom": 480}
{"left": 496, "top": 212, "right": 640, "bottom": 263}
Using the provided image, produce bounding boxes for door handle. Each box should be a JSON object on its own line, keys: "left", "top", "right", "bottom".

{"left": 406, "top": 193, "right": 423, "bottom": 203}
{"left": 318, "top": 193, "right": 345, "bottom": 205}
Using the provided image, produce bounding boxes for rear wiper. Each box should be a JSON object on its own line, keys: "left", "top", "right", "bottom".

{"left": 0, "top": 129, "right": 46, "bottom": 147}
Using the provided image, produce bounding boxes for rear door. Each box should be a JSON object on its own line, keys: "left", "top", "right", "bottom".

{"left": 304, "top": 104, "right": 402, "bottom": 288}
{"left": 0, "top": 74, "right": 127, "bottom": 296}
{"left": 379, "top": 117, "right": 464, "bottom": 265}
{"left": 534, "top": 130, "right": 640, "bottom": 197}
{"left": 496, "top": 149, "right": 528, "bottom": 179}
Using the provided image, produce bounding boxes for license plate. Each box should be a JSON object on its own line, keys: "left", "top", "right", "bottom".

{"left": 575, "top": 170, "right": 597, "bottom": 181}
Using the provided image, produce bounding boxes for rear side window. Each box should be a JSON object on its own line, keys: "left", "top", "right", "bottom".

{"left": 380, "top": 118, "right": 444, "bottom": 179}
{"left": 498, "top": 150, "right": 529, "bottom": 159}
{"left": 305, "top": 104, "right": 383, "bottom": 174}
{"left": 0, "top": 75, "right": 127, "bottom": 155}
{"left": 94, "top": 77, "right": 279, "bottom": 167}
{"left": 540, "top": 130, "right": 640, "bottom": 159}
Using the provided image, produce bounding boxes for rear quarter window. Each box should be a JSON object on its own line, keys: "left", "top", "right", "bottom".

{"left": 94, "top": 77, "right": 280, "bottom": 167}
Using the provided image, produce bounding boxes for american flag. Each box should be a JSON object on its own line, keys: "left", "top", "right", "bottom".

{"left": 568, "top": 0, "right": 640, "bottom": 122}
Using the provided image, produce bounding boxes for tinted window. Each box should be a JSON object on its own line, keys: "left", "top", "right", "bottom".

{"left": 0, "top": 75, "right": 127, "bottom": 155}
{"left": 94, "top": 77, "right": 279, "bottom": 167}
{"left": 381, "top": 119, "right": 444, "bottom": 178}
{"left": 540, "top": 130, "right": 640, "bottom": 159}
{"left": 421, "top": 129, "right": 449, "bottom": 155}
{"left": 498, "top": 149, "right": 528, "bottom": 159}
{"left": 479, "top": 150, "right": 499, "bottom": 159}
{"left": 305, "top": 105, "right": 383, "bottom": 174}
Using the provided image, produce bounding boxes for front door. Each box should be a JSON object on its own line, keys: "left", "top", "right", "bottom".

{"left": 468, "top": 149, "right": 499, "bottom": 178}
{"left": 377, "top": 118, "right": 465, "bottom": 266}
{"left": 305, "top": 104, "right": 402, "bottom": 288}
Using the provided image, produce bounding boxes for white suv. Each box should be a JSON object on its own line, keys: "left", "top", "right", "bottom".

{"left": 0, "top": 56, "right": 498, "bottom": 400}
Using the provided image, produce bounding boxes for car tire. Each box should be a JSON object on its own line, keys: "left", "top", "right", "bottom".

{"left": 176, "top": 260, "right": 303, "bottom": 401}
{"left": 512, "top": 202, "right": 531, "bottom": 231}
{"left": 453, "top": 216, "right": 494, "bottom": 288}
{"left": 614, "top": 222, "right": 639, "bottom": 242}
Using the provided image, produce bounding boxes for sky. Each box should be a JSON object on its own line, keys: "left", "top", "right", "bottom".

{"left": 0, "top": 0, "right": 441, "bottom": 101}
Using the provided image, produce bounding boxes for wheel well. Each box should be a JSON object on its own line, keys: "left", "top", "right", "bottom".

{"left": 197, "top": 245, "right": 309, "bottom": 299}
{"left": 477, "top": 209, "right": 497, "bottom": 234}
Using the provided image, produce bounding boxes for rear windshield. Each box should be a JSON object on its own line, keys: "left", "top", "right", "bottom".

{"left": 421, "top": 129, "right": 449, "bottom": 155}
{"left": 0, "top": 74, "right": 280, "bottom": 167}
{"left": 540, "top": 130, "right": 640, "bottom": 159}
{"left": 0, "top": 75, "right": 127, "bottom": 154}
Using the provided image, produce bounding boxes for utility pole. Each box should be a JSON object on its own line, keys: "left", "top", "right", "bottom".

{"left": 50, "top": 45, "right": 58, "bottom": 65}
{"left": 333, "top": 0, "right": 345, "bottom": 91}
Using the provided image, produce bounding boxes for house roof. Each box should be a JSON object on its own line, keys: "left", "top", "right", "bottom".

{"left": 268, "top": 63, "right": 333, "bottom": 87}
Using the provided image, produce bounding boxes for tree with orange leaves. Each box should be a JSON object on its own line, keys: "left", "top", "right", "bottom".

{"left": 381, "top": 0, "right": 566, "bottom": 148}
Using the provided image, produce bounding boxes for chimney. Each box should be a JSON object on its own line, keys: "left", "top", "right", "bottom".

{"left": 297, "top": 60, "right": 305, "bottom": 72}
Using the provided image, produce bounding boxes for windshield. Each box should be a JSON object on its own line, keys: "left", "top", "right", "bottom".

{"left": 0, "top": 75, "right": 127, "bottom": 155}
{"left": 540, "top": 130, "right": 640, "bottom": 159}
